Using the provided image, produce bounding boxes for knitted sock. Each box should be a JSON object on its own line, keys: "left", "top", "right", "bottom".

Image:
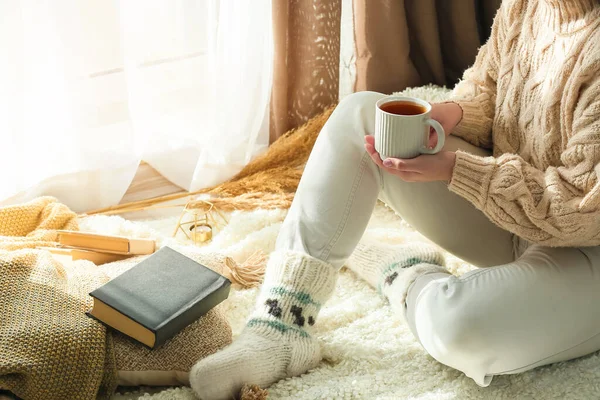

{"left": 190, "top": 250, "right": 337, "bottom": 400}
{"left": 346, "top": 241, "right": 447, "bottom": 315}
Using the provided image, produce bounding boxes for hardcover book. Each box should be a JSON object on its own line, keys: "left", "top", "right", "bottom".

{"left": 57, "top": 230, "right": 155, "bottom": 255}
{"left": 41, "top": 246, "right": 131, "bottom": 265}
{"left": 87, "top": 246, "right": 231, "bottom": 348}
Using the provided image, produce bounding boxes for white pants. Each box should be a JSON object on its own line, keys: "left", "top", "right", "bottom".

{"left": 276, "top": 91, "right": 600, "bottom": 386}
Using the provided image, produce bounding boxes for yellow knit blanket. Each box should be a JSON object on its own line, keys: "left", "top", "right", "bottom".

{"left": 0, "top": 197, "right": 116, "bottom": 400}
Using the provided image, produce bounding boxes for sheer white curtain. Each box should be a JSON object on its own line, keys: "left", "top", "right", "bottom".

{"left": 0, "top": 0, "right": 272, "bottom": 213}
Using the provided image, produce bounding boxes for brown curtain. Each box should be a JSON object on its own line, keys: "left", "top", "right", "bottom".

{"left": 353, "top": 0, "right": 502, "bottom": 94}
{"left": 270, "top": 0, "right": 342, "bottom": 143}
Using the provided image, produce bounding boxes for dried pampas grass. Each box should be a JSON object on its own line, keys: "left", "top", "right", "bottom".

{"left": 186, "top": 193, "right": 295, "bottom": 212}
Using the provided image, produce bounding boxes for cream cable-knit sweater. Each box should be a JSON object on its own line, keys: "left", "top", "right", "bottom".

{"left": 448, "top": 0, "right": 600, "bottom": 246}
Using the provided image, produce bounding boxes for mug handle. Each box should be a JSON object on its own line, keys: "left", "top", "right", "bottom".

{"left": 420, "top": 119, "right": 445, "bottom": 154}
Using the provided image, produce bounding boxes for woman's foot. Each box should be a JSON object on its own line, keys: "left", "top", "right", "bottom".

{"left": 190, "top": 250, "right": 337, "bottom": 400}
{"left": 346, "top": 241, "right": 447, "bottom": 308}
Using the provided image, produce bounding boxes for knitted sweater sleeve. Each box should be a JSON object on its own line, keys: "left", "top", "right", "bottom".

{"left": 448, "top": 76, "right": 600, "bottom": 247}
{"left": 447, "top": 3, "right": 510, "bottom": 150}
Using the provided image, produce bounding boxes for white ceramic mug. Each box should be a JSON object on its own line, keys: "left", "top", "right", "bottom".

{"left": 374, "top": 96, "right": 445, "bottom": 159}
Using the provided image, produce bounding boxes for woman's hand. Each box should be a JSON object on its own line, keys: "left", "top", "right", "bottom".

{"left": 427, "top": 102, "right": 463, "bottom": 148}
{"left": 364, "top": 135, "right": 456, "bottom": 183}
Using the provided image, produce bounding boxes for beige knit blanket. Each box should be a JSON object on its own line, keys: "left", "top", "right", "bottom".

{"left": 0, "top": 197, "right": 116, "bottom": 400}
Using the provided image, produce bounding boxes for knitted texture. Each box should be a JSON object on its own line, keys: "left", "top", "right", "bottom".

{"left": 112, "top": 308, "right": 231, "bottom": 386}
{"left": 0, "top": 196, "right": 78, "bottom": 250}
{"left": 447, "top": 0, "right": 600, "bottom": 246}
{"left": 103, "top": 251, "right": 233, "bottom": 387}
{"left": 190, "top": 250, "right": 337, "bottom": 400}
{"left": 346, "top": 241, "right": 447, "bottom": 316}
{"left": 0, "top": 197, "right": 117, "bottom": 400}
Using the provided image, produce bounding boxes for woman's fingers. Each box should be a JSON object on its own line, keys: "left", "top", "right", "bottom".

{"left": 382, "top": 156, "right": 428, "bottom": 172}
{"left": 364, "top": 136, "right": 384, "bottom": 165}
{"left": 364, "top": 135, "right": 430, "bottom": 181}
{"left": 428, "top": 129, "right": 438, "bottom": 148}
{"left": 382, "top": 158, "right": 401, "bottom": 168}
{"left": 364, "top": 142, "right": 386, "bottom": 168}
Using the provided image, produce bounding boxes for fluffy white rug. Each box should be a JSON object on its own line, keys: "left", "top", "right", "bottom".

{"left": 96, "top": 86, "right": 600, "bottom": 399}
{"left": 88, "top": 202, "right": 600, "bottom": 400}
